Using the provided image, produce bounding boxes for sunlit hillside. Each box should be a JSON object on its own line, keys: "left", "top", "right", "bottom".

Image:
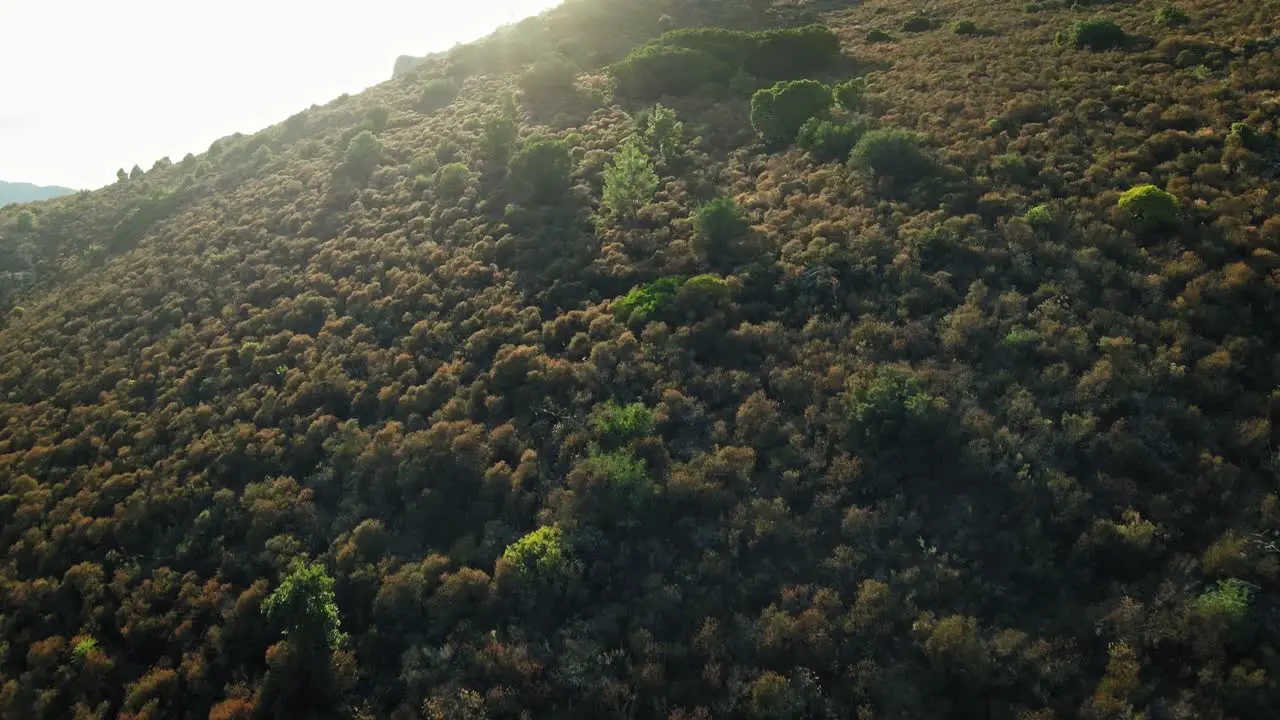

{"left": 1, "top": 0, "right": 1279, "bottom": 717}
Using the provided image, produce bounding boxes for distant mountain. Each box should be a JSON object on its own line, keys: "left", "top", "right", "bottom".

{"left": 0, "top": 180, "right": 76, "bottom": 205}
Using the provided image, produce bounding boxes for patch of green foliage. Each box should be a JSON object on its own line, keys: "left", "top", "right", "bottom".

{"left": 602, "top": 137, "right": 659, "bottom": 219}
{"left": 1191, "top": 578, "right": 1252, "bottom": 626}
{"left": 1061, "top": 18, "right": 1127, "bottom": 51}
{"left": 519, "top": 55, "right": 579, "bottom": 97}
{"left": 502, "top": 525, "right": 572, "bottom": 580}
{"left": 694, "top": 197, "right": 750, "bottom": 259}
{"left": 833, "top": 78, "right": 867, "bottom": 113}
{"left": 594, "top": 401, "right": 655, "bottom": 443}
{"left": 611, "top": 25, "right": 841, "bottom": 99}
{"left": 866, "top": 28, "right": 894, "bottom": 43}
{"left": 435, "top": 163, "right": 472, "bottom": 199}
{"left": 1154, "top": 3, "right": 1190, "bottom": 26}
{"left": 850, "top": 128, "right": 933, "bottom": 184}
{"left": 616, "top": 276, "right": 683, "bottom": 321}
{"left": 952, "top": 20, "right": 979, "bottom": 35}
{"left": 508, "top": 138, "right": 572, "bottom": 205}
{"left": 419, "top": 78, "right": 459, "bottom": 112}
{"left": 344, "top": 130, "right": 382, "bottom": 177}
{"left": 750, "top": 80, "right": 833, "bottom": 147}
{"left": 1118, "top": 184, "right": 1180, "bottom": 231}
{"left": 1024, "top": 204, "right": 1054, "bottom": 229}
{"left": 263, "top": 560, "right": 345, "bottom": 651}
{"left": 797, "top": 117, "right": 868, "bottom": 162}
{"left": 903, "top": 15, "right": 937, "bottom": 32}
{"left": 848, "top": 366, "right": 945, "bottom": 444}
{"left": 639, "top": 104, "right": 685, "bottom": 167}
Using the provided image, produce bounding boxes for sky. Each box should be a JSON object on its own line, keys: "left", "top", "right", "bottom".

{"left": 0, "top": 0, "right": 562, "bottom": 190}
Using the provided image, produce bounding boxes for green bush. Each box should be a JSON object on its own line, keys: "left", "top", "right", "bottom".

{"left": 508, "top": 138, "right": 572, "bottom": 205}
{"left": 902, "top": 15, "right": 936, "bottom": 32}
{"left": 1117, "top": 184, "right": 1180, "bottom": 231}
{"left": 482, "top": 117, "right": 519, "bottom": 168}
{"left": 519, "top": 55, "right": 579, "bottom": 97}
{"left": 675, "top": 273, "right": 733, "bottom": 315}
{"left": 1154, "top": 3, "right": 1190, "bottom": 26}
{"left": 750, "top": 80, "right": 833, "bottom": 147}
{"left": 850, "top": 128, "right": 933, "bottom": 184}
{"left": 594, "top": 401, "right": 655, "bottom": 443}
{"left": 694, "top": 197, "right": 749, "bottom": 259}
{"left": 848, "top": 366, "right": 945, "bottom": 444}
{"left": 502, "top": 525, "right": 573, "bottom": 580}
{"left": 344, "top": 130, "right": 382, "bottom": 177}
{"left": 833, "top": 78, "right": 867, "bottom": 113}
{"left": 747, "top": 25, "right": 843, "bottom": 79}
{"left": 602, "top": 137, "right": 659, "bottom": 219}
{"left": 435, "top": 163, "right": 472, "bottom": 199}
{"left": 1063, "top": 18, "right": 1127, "bottom": 50}
{"left": 610, "top": 45, "right": 729, "bottom": 99}
{"left": 616, "top": 276, "right": 683, "bottom": 321}
{"left": 797, "top": 117, "right": 868, "bottom": 162}
{"left": 419, "top": 78, "right": 459, "bottom": 112}
{"left": 610, "top": 25, "right": 841, "bottom": 99}
{"left": 582, "top": 449, "right": 656, "bottom": 517}
{"left": 640, "top": 104, "right": 685, "bottom": 167}
{"left": 866, "top": 28, "right": 894, "bottom": 43}
{"left": 263, "top": 561, "right": 345, "bottom": 651}
{"left": 952, "top": 20, "right": 979, "bottom": 35}
{"left": 1024, "top": 204, "right": 1054, "bottom": 229}
{"left": 1191, "top": 579, "right": 1252, "bottom": 626}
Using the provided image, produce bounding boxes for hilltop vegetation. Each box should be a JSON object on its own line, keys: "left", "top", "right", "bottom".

{"left": 2, "top": 0, "right": 1280, "bottom": 718}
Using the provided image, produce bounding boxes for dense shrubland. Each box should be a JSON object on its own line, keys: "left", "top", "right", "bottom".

{"left": 2, "top": 0, "right": 1280, "bottom": 718}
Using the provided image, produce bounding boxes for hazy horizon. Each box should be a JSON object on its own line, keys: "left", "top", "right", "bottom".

{"left": 1, "top": 0, "right": 561, "bottom": 190}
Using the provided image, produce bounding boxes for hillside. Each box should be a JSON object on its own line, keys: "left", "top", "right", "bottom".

{"left": 0, "top": 180, "right": 76, "bottom": 206}
{"left": 1, "top": 0, "right": 1279, "bottom": 717}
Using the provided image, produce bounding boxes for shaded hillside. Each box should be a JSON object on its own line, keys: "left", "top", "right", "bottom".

{"left": 1, "top": 0, "right": 1279, "bottom": 718}
{"left": 0, "top": 180, "right": 76, "bottom": 206}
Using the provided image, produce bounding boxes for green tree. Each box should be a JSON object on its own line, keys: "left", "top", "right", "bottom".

{"left": 641, "top": 104, "right": 684, "bottom": 168}
{"left": 420, "top": 78, "right": 460, "bottom": 112}
{"left": 482, "top": 116, "right": 520, "bottom": 170}
{"left": 750, "top": 80, "right": 833, "bottom": 147}
{"left": 693, "top": 196, "right": 749, "bottom": 261}
{"left": 508, "top": 138, "right": 572, "bottom": 205}
{"left": 263, "top": 560, "right": 345, "bottom": 651}
{"left": 344, "top": 130, "right": 382, "bottom": 177}
{"left": 116, "top": 168, "right": 128, "bottom": 184}
{"left": 129, "top": 164, "right": 144, "bottom": 180}
{"left": 850, "top": 128, "right": 933, "bottom": 184}
{"left": 602, "top": 137, "right": 659, "bottom": 219}
{"left": 1063, "top": 18, "right": 1127, "bottom": 50}
{"left": 502, "top": 525, "right": 573, "bottom": 580}
{"left": 1117, "top": 184, "right": 1180, "bottom": 232}
{"left": 435, "top": 163, "right": 472, "bottom": 199}
{"left": 797, "top": 117, "right": 867, "bottom": 162}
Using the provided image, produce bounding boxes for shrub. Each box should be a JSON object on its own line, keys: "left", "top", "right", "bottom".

{"left": 751, "top": 80, "right": 833, "bottom": 147}
{"left": 797, "top": 117, "right": 868, "bottom": 162}
{"left": 263, "top": 561, "right": 345, "bottom": 651}
{"left": 344, "top": 130, "right": 382, "bottom": 177}
{"left": 602, "top": 137, "right": 659, "bottom": 219}
{"left": 952, "top": 20, "right": 979, "bottom": 35}
{"left": 508, "top": 138, "right": 572, "bottom": 205}
{"left": 1154, "top": 3, "right": 1190, "bottom": 26}
{"left": 694, "top": 197, "right": 749, "bottom": 259}
{"left": 833, "top": 78, "right": 867, "bottom": 112}
{"left": 594, "top": 401, "right": 655, "bottom": 443}
{"left": 867, "top": 28, "right": 894, "bottom": 43}
{"left": 747, "top": 24, "right": 842, "bottom": 79}
{"left": 482, "top": 117, "right": 519, "bottom": 168}
{"left": 519, "top": 56, "right": 578, "bottom": 97}
{"left": 1063, "top": 18, "right": 1127, "bottom": 50}
{"left": 675, "top": 273, "right": 733, "bottom": 315}
{"left": 847, "top": 366, "right": 945, "bottom": 444}
{"left": 611, "top": 45, "right": 729, "bottom": 99}
{"left": 502, "top": 525, "right": 572, "bottom": 580}
{"left": 615, "top": 276, "right": 683, "bottom": 321}
{"left": 640, "top": 104, "right": 685, "bottom": 167}
{"left": 435, "top": 163, "right": 471, "bottom": 199}
{"left": 1117, "top": 184, "right": 1180, "bottom": 231}
{"left": 1191, "top": 579, "right": 1252, "bottom": 626}
{"left": 902, "top": 15, "right": 936, "bottom": 32}
{"left": 581, "top": 450, "right": 657, "bottom": 519}
{"left": 850, "top": 128, "right": 932, "bottom": 183}
{"left": 419, "top": 79, "right": 459, "bottom": 112}
{"left": 1024, "top": 204, "right": 1054, "bottom": 229}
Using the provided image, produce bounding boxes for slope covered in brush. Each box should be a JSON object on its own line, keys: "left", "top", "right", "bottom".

{"left": 2, "top": 0, "right": 1280, "bottom": 717}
